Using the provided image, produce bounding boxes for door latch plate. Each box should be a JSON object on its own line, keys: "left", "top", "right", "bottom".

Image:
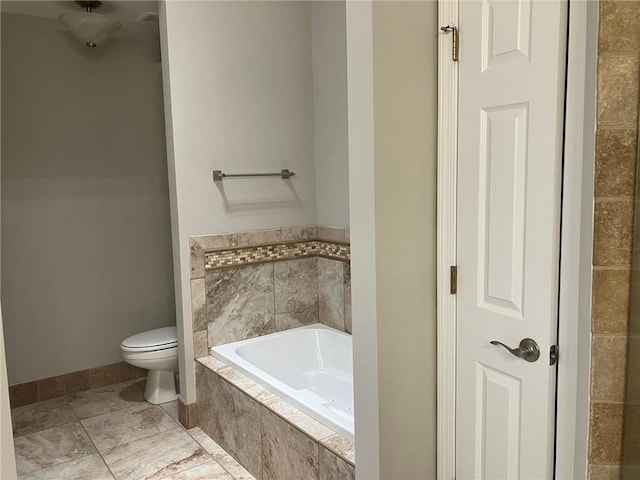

{"left": 550, "top": 345, "right": 559, "bottom": 366}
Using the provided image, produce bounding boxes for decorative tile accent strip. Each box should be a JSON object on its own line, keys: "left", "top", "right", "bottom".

{"left": 204, "top": 240, "right": 350, "bottom": 270}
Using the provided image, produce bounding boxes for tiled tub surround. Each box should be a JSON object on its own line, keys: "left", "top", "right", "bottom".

{"left": 196, "top": 355, "right": 355, "bottom": 480}
{"left": 212, "top": 324, "right": 354, "bottom": 440}
{"left": 205, "top": 257, "right": 351, "bottom": 348}
{"left": 190, "top": 226, "right": 351, "bottom": 359}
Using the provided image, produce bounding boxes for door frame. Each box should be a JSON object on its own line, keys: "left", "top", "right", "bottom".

{"left": 435, "top": 1, "right": 598, "bottom": 478}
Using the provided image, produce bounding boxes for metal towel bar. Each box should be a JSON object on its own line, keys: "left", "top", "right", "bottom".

{"left": 213, "top": 169, "right": 295, "bottom": 182}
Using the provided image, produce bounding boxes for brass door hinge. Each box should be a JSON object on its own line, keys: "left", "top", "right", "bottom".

{"left": 440, "top": 25, "right": 459, "bottom": 62}
{"left": 450, "top": 265, "right": 457, "bottom": 294}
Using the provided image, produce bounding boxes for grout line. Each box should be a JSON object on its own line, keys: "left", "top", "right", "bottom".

{"left": 597, "top": 51, "right": 640, "bottom": 57}
{"left": 86, "top": 407, "right": 184, "bottom": 454}
{"left": 596, "top": 124, "right": 639, "bottom": 130}
{"left": 317, "top": 256, "right": 322, "bottom": 324}
{"left": 272, "top": 261, "right": 277, "bottom": 332}
{"left": 185, "top": 428, "right": 240, "bottom": 480}
{"left": 17, "top": 450, "right": 102, "bottom": 480}
{"left": 159, "top": 401, "right": 186, "bottom": 430}
{"left": 592, "top": 265, "right": 631, "bottom": 271}
{"left": 594, "top": 196, "right": 635, "bottom": 202}
{"left": 591, "top": 333, "right": 632, "bottom": 338}
{"left": 259, "top": 404, "right": 264, "bottom": 480}
{"left": 78, "top": 421, "right": 117, "bottom": 480}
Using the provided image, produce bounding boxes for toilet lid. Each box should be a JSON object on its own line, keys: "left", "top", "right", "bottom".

{"left": 121, "top": 326, "right": 178, "bottom": 352}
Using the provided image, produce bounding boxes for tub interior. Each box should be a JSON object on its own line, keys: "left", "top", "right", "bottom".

{"left": 212, "top": 324, "right": 354, "bottom": 439}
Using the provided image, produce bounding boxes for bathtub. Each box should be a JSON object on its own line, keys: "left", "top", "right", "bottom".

{"left": 211, "top": 324, "right": 354, "bottom": 441}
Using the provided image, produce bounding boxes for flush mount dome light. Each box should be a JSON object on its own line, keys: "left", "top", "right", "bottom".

{"left": 58, "top": 1, "right": 121, "bottom": 52}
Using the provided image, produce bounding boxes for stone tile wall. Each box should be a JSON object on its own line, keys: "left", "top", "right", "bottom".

{"left": 190, "top": 226, "right": 351, "bottom": 358}
{"left": 589, "top": 1, "right": 640, "bottom": 478}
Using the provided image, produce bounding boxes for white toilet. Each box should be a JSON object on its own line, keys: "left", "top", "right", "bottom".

{"left": 121, "top": 326, "right": 178, "bottom": 405}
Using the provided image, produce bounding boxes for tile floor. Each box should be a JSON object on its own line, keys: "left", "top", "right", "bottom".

{"left": 11, "top": 380, "right": 256, "bottom": 480}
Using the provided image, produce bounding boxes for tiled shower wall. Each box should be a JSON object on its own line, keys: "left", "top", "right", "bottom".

{"left": 589, "top": 1, "right": 640, "bottom": 478}
{"left": 190, "top": 226, "right": 351, "bottom": 359}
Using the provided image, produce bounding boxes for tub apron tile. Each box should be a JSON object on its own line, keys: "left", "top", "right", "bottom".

{"left": 260, "top": 407, "right": 319, "bottom": 480}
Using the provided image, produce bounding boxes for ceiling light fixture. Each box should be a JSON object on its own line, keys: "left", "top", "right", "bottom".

{"left": 58, "top": 1, "right": 121, "bottom": 52}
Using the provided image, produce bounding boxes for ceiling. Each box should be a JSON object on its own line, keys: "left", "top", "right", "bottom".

{"left": 1, "top": 1, "right": 160, "bottom": 30}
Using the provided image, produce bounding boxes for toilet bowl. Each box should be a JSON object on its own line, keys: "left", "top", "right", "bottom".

{"left": 121, "top": 326, "right": 178, "bottom": 405}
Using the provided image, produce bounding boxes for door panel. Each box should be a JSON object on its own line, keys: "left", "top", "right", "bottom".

{"left": 475, "top": 363, "right": 522, "bottom": 479}
{"left": 478, "top": 104, "right": 528, "bottom": 317}
{"left": 456, "top": 0, "right": 568, "bottom": 478}
{"left": 482, "top": 0, "right": 531, "bottom": 70}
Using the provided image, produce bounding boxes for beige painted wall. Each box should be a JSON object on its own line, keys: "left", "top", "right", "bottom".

{"left": 0, "top": 10, "right": 16, "bottom": 476}
{"left": 1, "top": 13, "right": 175, "bottom": 385}
{"left": 0, "top": 307, "right": 17, "bottom": 479}
{"left": 373, "top": 2, "right": 438, "bottom": 477}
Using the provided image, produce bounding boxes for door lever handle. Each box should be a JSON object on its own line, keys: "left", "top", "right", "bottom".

{"left": 490, "top": 338, "right": 540, "bottom": 363}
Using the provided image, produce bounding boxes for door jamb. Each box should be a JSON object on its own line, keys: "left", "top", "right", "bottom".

{"left": 435, "top": 0, "right": 458, "bottom": 477}
{"left": 435, "top": 1, "right": 597, "bottom": 478}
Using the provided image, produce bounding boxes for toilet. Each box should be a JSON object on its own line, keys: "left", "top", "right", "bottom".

{"left": 121, "top": 326, "right": 178, "bottom": 405}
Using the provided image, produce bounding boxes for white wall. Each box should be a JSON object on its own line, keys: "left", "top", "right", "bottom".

{"left": 160, "top": 1, "right": 318, "bottom": 402}
{"left": 345, "top": 2, "right": 379, "bottom": 477}
{"left": 312, "top": 1, "right": 349, "bottom": 228}
{"left": 1, "top": 13, "right": 175, "bottom": 384}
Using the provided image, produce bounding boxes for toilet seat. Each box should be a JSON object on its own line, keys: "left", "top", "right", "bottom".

{"left": 120, "top": 326, "right": 179, "bottom": 404}
{"left": 121, "top": 326, "right": 178, "bottom": 353}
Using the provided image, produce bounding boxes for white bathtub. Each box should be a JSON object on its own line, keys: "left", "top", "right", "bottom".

{"left": 211, "top": 324, "right": 354, "bottom": 441}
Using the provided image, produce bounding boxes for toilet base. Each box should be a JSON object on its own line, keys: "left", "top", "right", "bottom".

{"left": 144, "top": 370, "right": 178, "bottom": 404}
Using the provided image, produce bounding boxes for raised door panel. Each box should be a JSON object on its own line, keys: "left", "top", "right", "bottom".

{"left": 478, "top": 104, "right": 529, "bottom": 319}
{"left": 474, "top": 363, "right": 522, "bottom": 479}
{"left": 482, "top": 0, "right": 532, "bottom": 71}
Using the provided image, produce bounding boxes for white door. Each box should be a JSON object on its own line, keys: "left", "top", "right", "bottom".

{"left": 455, "top": 0, "right": 568, "bottom": 478}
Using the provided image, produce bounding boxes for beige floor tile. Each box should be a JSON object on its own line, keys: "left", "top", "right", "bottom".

{"left": 102, "top": 427, "right": 209, "bottom": 480}
{"left": 215, "top": 454, "right": 256, "bottom": 480}
{"left": 160, "top": 400, "right": 180, "bottom": 423}
{"left": 187, "top": 428, "right": 255, "bottom": 480}
{"left": 14, "top": 423, "right": 96, "bottom": 475}
{"left": 159, "top": 460, "right": 233, "bottom": 480}
{"left": 67, "top": 381, "right": 145, "bottom": 419}
{"left": 18, "top": 453, "right": 114, "bottom": 480}
{"left": 11, "top": 397, "right": 77, "bottom": 437}
{"left": 13, "top": 383, "right": 261, "bottom": 480}
{"left": 82, "top": 403, "right": 179, "bottom": 452}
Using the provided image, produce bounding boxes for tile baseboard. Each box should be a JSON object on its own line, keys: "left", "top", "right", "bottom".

{"left": 9, "top": 362, "right": 146, "bottom": 408}
{"left": 178, "top": 397, "right": 199, "bottom": 429}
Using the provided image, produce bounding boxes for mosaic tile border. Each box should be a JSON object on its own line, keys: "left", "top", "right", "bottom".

{"left": 204, "top": 240, "right": 350, "bottom": 270}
